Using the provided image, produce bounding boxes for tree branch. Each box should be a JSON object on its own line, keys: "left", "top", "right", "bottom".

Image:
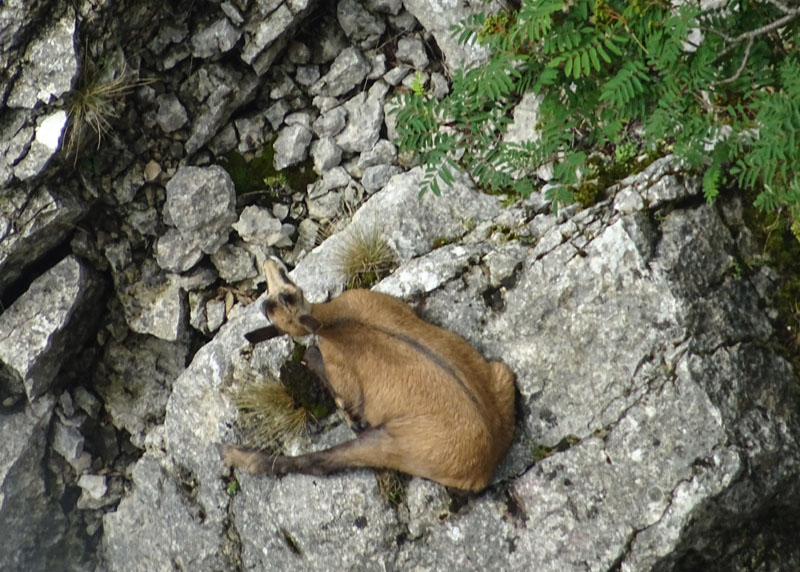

{"left": 716, "top": 8, "right": 800, "bottom": 60}
{"left": 715, "top": 38, "right": 754, "bottom": 85}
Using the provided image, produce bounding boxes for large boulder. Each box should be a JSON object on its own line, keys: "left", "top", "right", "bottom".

{"left": 0, "top": 255, "right": 104, "bottom": 403}
{"left": 100, "top": 163, "right": 800, "bottom": 571}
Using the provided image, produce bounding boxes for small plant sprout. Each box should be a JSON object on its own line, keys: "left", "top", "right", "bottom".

{"left": 375, "top": 470, "right": 407, "bottom": 507}
{"left": 230, "top": 378, "right": 312, "bottom": 448}
{"left": 335, "top": 224, "right": 397, "bottom": 289}
{"left": 410, "top": 71, "right": 427, "bottom": 97}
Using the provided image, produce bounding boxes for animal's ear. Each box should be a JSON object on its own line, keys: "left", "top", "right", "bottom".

{"left": 299, "top": 314, "right": 322, "bottom": 333}
{"left": 245, "top": 325, "right": 282, "bottom": 344}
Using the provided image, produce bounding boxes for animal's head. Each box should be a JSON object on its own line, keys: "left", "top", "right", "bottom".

{"left": 245, "top": 257, "right": 321, "bottom": 343}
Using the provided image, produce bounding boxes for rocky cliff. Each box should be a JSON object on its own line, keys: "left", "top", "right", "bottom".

{"left": 1, "top": 1, "right": 798, "bottom": 571}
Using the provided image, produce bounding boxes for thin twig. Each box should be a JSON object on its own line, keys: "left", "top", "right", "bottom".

{"left": 765, "top": 0, "right": 794, "bottom": 15}
{"left": 716, "top": 9, "right": 800, "bottom": 60}
{"left": 716, "top": 37, "right": 754, "bottom": 85}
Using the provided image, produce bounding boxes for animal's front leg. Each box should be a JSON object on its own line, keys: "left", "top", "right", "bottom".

{"left": 334, "top": 395, "right": 369, "bottom": 433}
{"left": 304, "top": 345, "right": 368, "bottom": 432}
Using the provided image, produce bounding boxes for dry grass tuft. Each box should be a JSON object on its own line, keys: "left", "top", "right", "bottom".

{"left": 335, "top": 224, "right": 397, "bottom": 289}
{"left": 65, "top": 61, "right": 151, "bottom": 161}
{"left": 229, "top": 378, "right": 312, "bottom": 449}
{"left": 375, "top": 470, "right": 408, "bottom": 507}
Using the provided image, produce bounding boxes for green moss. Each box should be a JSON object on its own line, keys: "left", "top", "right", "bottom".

{"left": 573, "top": 181, "right": 604, "bottom": 208}
{"left": 742, "top": 202, "right": 800, "bottom": 369}
{"left": 531, "top": 443, "right": 553, "bottom": 462}
{"left": 220, "top": 145, "right": 317, "bottom": 197}
{"left": 574, "top": 149, "right": 662, "bottom": 209}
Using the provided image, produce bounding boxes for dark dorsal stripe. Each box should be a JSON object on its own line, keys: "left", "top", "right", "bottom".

{"left": 322, "top": 318, "right": 485, "bottom": 415}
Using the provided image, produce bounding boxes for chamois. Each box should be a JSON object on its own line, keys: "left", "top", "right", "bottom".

{"left": 219, "top": 257, "right": 516, "bottom": 491}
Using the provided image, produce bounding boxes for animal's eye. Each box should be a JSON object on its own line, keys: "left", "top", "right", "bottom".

{"left": 263, "top": 299, "right": 278, "bottom": 315}
{"left": 279, "top": 293, "right": 296, "bottom": 306}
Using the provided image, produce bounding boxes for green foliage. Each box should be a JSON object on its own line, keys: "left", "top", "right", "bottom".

{"left": 221, "top": 146, "right": 315, "bottom": 197}
{"left": 393, "top": 0, "right": 800, "bottom": 219}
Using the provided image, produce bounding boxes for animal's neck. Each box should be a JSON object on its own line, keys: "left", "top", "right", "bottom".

{"left": 310, "top": 301, "right": 359, "bottom": 331}
{"left": 309, "top": 302, "right": 335, "bottom": 327}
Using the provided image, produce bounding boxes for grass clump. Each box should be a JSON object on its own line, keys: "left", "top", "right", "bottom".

{"left": 230, "top": 378, "right": 313, "bottom": 449}
{"left": 65, "top": 59, "right": 151, "bottom": 161}
{"left": 336, "top": 225, "right": 397, "bottom": 289}
{"left": 375, "top": 470, "right": 408, "bottom": 507}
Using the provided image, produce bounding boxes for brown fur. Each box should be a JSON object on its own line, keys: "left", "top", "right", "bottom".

{"left": 221, "top": 258, "right": 516, "bottom": 491}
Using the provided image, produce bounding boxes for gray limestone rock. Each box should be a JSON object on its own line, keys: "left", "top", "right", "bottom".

{"left": 310, "top": 136, "right": 343, "bottom": 172}
{"left": 296, "top": 167, "right": 501, "bottom": 300}
{"left": 265, "top": 99, "right": 292, "bottom": 131}
{"left": 308, "top": 166, "right": 351, "bottom": 199}
{"left": 0, "top": 187, "right": 87, "bottom": 296}
{"left": 0, "top": 256, "right": 104, "bottom": 402}
{"left": 7, "top": 12, "right": 77, "bottom": 109}
{"left": 52, "top": 415, "right": 91, "bottom": 474}
{"left": 295, "top": 64, "right": 321, "bottom": 87}
{"left": 221, "top": 1, "right": 245, "bottom": 25}
{"left": 205, "top": 299, "right": 226, "bottom": 332}
{"left": 117, "top": 261, "right": 187, "bottom": 341}
{"left": 102, "top": 306, "right": 272, "bottom": 572}
{"left": 383, "top": 64, "right": 411, "bottom": 86}
{"left": 396, "top": 35, "right": 429, "bottom": 68}
{"left": 182, "top": 63, "right": 260, "bottom": 155}
{"left": 306, "top": 189, "right": 344, "bottom": 221}
{"left": 103, "top": 456, "right": 234, "bottom": 572}
{"left": 357, "top": 138, "right": 397, "bottom": 169}
{"left": 367, "top": 51, "right": 387, "bottom": 79}
{"left": 156, "top": 228, "right": 205, "bottom": 273}
{"left": 241, "top": 0, "right": 313, "bottom": 75}
{"left": 12, "top": 109, "right": 68, "bottom": 181}
{"left": 430, "top": 71, "right": 449, "bottom": 98}
{"left": 287, "top": 41, "right": 312, "bottom": 64}
{"left": 312, "top": 106, "right": 347, "bottom": 138}
{"left": 337, "top": 0, "right": 386, "bottom": 48}
{"left": 165, "top": 165, "right": 237, "bottom": 255}
{"left": 402, "top": 0, "right": 505, "bottom": 67}
{"left": 361, "top": 164, "right": 402, "bottom": 193}
{"left": 0, "top": 396, "right": 83, "bottom": 572}
{"left": 503, "top": 92, "right": 551, "bottom": 180}
{"left": 156, "top": 93, "right": 189, "bottom": 133}
{"left": 210, "top": 243, "right": 258, "bottom": 283}
{"left": 273, "top": 123, "right": 313, "bottom": 170}
{"left": 232, "top": 205, "right": 283, "bottom": 244}
{"left": 310, "top": 46, "right": 370, "bottom": 97}
{"left": 285, "top": 110, "right": 314, "bottom": 129}
{"left": 191, "top": 16, "right": 241, "bottom": 58}
{"left": 94, "top": 333, "right": 188, "bottom": 449}
{"left": 335, "top": 82, "right": 387, "bottom": 153}
{"left": 367, "top": 0, "right": 403, "bottom": 14}
{"left": 76, "top": 474, "right": 109, "bottom": 510}
{"left": 234, "top": 471, "right": 402, "bottom": 570}
{"left": 98, "top": 158, "right": 800, "bottom": 571}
